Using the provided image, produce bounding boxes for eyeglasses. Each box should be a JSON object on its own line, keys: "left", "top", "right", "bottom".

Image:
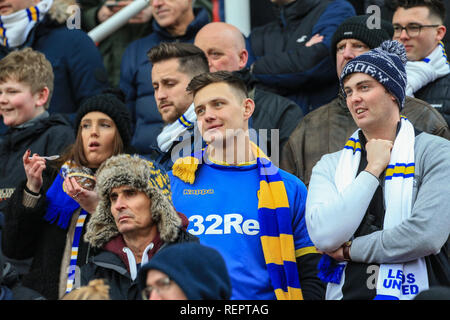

{"left": 141, "top": 277, "right": 172, "bottom": 300}
{"left": 393, "top": 23, "right": 440, "bottom": 37}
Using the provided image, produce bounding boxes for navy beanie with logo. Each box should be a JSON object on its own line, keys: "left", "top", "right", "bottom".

{"left": 138, "top": 242, "right": 232, "bottom": 300}
{"left": 339, "top": 40, "right": 408, "bottom": 110}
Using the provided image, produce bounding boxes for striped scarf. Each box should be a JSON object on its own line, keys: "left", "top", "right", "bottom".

{"left": 45, "top": 161, "right": 91, "bottom": 294}
{"left": 157, "top": 103, "right": 196, "bottom": 153}
{"left": 0, "top": 0, "right": 52, "bottom": 48}
{"left": 405, "top": 42, "right": 450, "bottom": 97}
{"left": 172, "top": 141, "right": 303, "bottom": 300}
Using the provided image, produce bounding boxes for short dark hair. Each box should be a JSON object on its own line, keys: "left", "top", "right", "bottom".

{"left": 147, "top": 42, "right": 209, "bottom": 77}
{"left": 394, "top": 0, "right": 446, "bottom": 23}
{"left": 186, "top": 71, "right": 248, "bottom": 100}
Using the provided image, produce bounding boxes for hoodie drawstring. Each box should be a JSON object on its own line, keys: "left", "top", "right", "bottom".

{"left": 122, "top": 242, "right": 154, "bottom": 281}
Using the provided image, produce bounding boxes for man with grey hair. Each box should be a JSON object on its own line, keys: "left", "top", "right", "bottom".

{"left": 80, "top": 154, "right": 197, "bottom": 300}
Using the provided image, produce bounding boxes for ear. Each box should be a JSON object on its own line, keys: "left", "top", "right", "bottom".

{"left": 242, "top": 98, "right": 255, "bottom": 120}
{"left": 436, "top": 25, "right": 446, "bottom": 42}
{"left": 238, "top": 49, "right": 249, "bottom": 69}
{"left": 34, "top": 87, "right": 50, "bottom": 108}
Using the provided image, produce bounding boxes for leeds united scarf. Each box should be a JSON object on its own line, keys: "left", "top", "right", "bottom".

{"left": 0, "top": 0, "right": 52, "bottom": 48}
{"left": 172, "top": 141, "right": 303, "bottom": 300}
{"left": 319, "top": 117, "right": 429, "bottom": 299}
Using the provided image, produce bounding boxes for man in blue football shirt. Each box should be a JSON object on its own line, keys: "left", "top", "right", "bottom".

{"left": 168, "top": 71, "right": 324, "bottom": 300}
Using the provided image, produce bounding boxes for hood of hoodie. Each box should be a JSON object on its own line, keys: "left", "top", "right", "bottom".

{"left": 84, "top": 154, "right": 182, "bottom": 249}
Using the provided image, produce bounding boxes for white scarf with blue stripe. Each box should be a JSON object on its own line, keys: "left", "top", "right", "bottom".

{"left": 157, "top": 103, "right": 196, "bottom": 153}
{"left": 334, "top": 117, "right": 428, "bottom": 300}
{"left": 405, "top": 42, "right": 450, "bottom": 97}
{"left": 0, "top": 0, "right": 52, "bottom": 48}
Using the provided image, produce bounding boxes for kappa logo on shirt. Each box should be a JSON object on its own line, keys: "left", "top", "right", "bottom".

{"left": 183, "top": 189, "right": 214, "bottom": 196}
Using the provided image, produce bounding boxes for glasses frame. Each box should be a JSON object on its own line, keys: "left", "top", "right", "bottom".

{"left": 141, "top": 277, "right": 172, "bottom": 300}
{"left": 393, "top": 23, "right": 440, "bottom": 37}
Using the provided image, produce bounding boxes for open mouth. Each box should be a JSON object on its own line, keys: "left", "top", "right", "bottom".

{"left": 354, "top": 107, "right": 368, "bottom": 118}
{"left": 1, "top": 107, "right": 14, "bottom": 113}
{"left": 0, "top": 5, "right": 12, "bottom": 13}
{"left": 88, "top": 141, "right": 100, "bottom": 150}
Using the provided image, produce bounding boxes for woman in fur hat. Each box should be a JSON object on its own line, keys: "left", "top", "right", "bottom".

{"left": 80, "top": 154, "right": 198, "bottom": 300}
{"left": 1, "top": 90, "right": 134, "bottom": 299}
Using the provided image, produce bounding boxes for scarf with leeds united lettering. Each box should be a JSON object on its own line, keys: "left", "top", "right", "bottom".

{"left": 0, "top": 0, "right": 52, "bottom": 48}
{"left": 319, "top": 117, "right": 429, "bottom": 300}
{"left": 172, "top": 141, "right": 303, "bottom": 300}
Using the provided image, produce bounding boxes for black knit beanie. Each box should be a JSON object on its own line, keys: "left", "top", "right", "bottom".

{"left": 138, "top": 243, "right": 232, "bottom": 300}
{"left": 331, "top": 14, "right": 394, "bottom": 63}
{"left": 75, "top": 90, "right": 132, "bottom": 147}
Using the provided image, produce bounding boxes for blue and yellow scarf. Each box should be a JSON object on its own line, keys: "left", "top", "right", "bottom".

{"left": 172, "top": 142, "right": 303, "bottom": 300}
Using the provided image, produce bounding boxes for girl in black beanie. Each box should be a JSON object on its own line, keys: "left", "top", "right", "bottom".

{"left": 2, "top": 90, "right": 134, "bottom": 299}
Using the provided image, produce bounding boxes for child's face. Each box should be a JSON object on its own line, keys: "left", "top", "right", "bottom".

{"left": 0, "top": 78, "right": 44, "bottom": 127}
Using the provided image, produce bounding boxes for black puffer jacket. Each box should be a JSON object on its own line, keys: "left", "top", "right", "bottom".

{"left": 415, "top": 73, "right": 450, "bottom": 128}
{"left": 0, "top": 113, "right": 74, "bottom": 212}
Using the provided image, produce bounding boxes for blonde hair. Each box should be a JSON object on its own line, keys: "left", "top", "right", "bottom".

{"left": 61, "top": 279, "right": 111, "bottom": 300}
{"left": 0, "top": 48, "right": 54, "bottom": 109}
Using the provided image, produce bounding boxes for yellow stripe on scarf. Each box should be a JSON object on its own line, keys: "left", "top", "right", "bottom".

{"left": 344, "top": 139, "right": 361, "bottom": 151}
{"left": 258, "top": 180, "right": 289, "bottom": 209}
{"left": 385, "top": 165, "right": 414, "bottom": 177}
{"left": 260, "top": 234, "right": 296, "bottom": 264}
{"left": 275, "top": 287, "right": 304, "bottom": 300}
{"left": 29, "top": 7, "right": 38, "bottom": 21}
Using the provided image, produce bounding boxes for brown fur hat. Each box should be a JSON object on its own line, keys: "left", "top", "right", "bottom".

{"left": 84, "top": 154, "right": 181, "bottom": 248}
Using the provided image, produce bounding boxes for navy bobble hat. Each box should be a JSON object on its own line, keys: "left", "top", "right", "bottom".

{"left": 339, "top": 40, "right": 408, "bottom": 109}
{"left": 138, "top": 243, "right": 232, "bottom": 300}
